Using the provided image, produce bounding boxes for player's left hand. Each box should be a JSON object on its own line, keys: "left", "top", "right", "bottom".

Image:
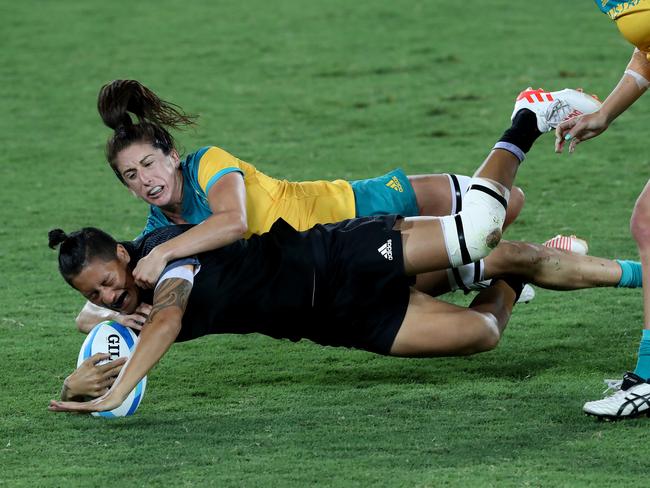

{"left": 132, "top": 248, "right": 168, "bottom": 289}
{"left": 48, "top": 389, "right": 124, "bottom": 414}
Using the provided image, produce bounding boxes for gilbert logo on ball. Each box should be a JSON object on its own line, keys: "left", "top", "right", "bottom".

{"left": 77, "top": 321, "right": 147, "bottom": 418}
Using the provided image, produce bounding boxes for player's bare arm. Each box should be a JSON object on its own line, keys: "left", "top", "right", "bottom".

{"left": 628, "top": 48, "right": 650, "bottom": 80}
{"left": 75, "top": 301, "right": 152, "bottom": 334}
{"left": 50, "top": 274, "right": 193, "bottom": 413}
{"left": 597, "top": 48, "right": 649, "bottom": 124}
{"left": 555, "top": 49, "right": 649, "bottom": 153}
{"left": 132, "top": 173, "right": 247, "bottom": 288}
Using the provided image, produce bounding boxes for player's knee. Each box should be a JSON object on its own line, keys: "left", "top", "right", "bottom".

{"left": 504, "top": 186, "right": 525, "bottom": 228}
{"left": 461, "top": 312, "right": 502, "bottom": 354}
{"left": 441, "top": 178, "right": 508, "bottom": 267}
{"left": 475, "top": 314, "right": 502, "bottom": 352}
{"left": 511, "top": 185, "right": 525, "bottom": 210}
{"left": 630, "top": 201, "right": 650, "bottom": 246}
{"left": 630, "top": 212, "right": 650, "bottom": 246}
{"left": 441, "top": 211, "right": 503, "bottom": 267}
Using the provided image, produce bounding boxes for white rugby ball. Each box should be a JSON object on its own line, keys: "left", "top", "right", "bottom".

{"left": 77, "top": 320, "right": 147, "bottom": 418}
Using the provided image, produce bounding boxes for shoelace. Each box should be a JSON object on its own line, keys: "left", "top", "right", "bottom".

{"left": 545, "top": 99, "right": 570, "bottom": 124}
{"left": 602, "top": 378, "right": 623, "bottom": 396}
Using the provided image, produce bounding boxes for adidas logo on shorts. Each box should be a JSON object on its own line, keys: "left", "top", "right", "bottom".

{"left": 386, "top": 176, "right": 403, "bottom": 192}
{"left": 378, "top": 239, "right": 393, "bottom": 260}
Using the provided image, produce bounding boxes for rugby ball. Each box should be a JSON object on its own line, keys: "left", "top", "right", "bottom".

{"left": 77, "top": 320, "right": 147, "bottom": 418}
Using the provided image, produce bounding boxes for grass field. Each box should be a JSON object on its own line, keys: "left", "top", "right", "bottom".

{"left": 2, "top": 0, "right": 649, "bottom": 486}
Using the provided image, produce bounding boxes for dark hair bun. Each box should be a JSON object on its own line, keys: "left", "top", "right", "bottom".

{"left": 48, "top": 229, "right": 68, "bottom": 249}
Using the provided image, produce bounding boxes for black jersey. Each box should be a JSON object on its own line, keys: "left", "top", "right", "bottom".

{"left": 123, "top": 216, "right": 412, "bottom": 354}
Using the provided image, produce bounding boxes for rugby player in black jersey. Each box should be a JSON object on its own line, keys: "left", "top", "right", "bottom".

{"left": 48, "top": 95, "right": 628, "bottom": 414}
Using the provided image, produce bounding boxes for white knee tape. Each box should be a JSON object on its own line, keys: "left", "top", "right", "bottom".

{"left": 447, "top": 174, "right": 471, "bottom": 214}
{"left": 441, "top": 178, "right": 508, "bottom": 267}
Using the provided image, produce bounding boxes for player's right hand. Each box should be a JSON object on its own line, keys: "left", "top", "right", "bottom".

{"left": 132, "top": 247, "right": 168, "bottom": 289}
{"left": 62, "top": 353, "right": 127, "bottom": 399}
{"left": 555, "top": 111, "right": 609, "bottom": 153}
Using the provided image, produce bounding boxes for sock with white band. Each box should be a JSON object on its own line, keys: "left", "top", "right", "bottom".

{"left": 494, "top": 108, "right": 543, "bottom": 162}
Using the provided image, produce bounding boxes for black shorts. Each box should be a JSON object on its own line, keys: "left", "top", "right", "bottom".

{"left": 307, "top": 215, "right": 414, "bottom": 355}
{"left": 169, "top": 216, "right": 413, "bottom": 354}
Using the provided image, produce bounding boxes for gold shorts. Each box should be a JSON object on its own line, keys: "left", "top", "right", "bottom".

{"left": 613, "top": 0, "right": 650, "bottom": 57}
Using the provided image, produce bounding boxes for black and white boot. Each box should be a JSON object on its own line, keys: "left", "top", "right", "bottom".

{"left": 583, "top": 372, "right": 650, "bottom": 420}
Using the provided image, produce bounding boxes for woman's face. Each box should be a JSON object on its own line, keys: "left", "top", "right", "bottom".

{"left": 71, "top": 245, "right": 140, "bottom": 316}
{"left": 114, "top": 142, "right": 183, "bottom": 208}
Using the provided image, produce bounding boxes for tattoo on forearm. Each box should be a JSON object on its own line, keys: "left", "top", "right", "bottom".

{"left": 148, "top": 278, "right": 192, "bottom": 323}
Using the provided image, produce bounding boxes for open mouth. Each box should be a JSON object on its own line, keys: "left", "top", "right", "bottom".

{"left": 111, "top": 291, "right": 128, "bottom": 311}
{"left": 147, "top": 186, "right": 163, "bottom": 198}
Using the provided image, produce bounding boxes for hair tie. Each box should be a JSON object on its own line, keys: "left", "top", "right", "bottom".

{"left": 115, "top": 125, "right": 128, "bottom": 138}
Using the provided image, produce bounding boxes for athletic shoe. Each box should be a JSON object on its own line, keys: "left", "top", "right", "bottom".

{"left": 511, "top": 88, "right": 601, "bottom": 133}
{"left": 583, "top": 372, "right": 650, "bottom": 420}
{"left": 464, "top": 280, "right": 535, "bottom": 303}
{"left": 543, "top": 235, "right": 589, "bottom": 255}
{"left": 467, "top": 279, "right": 491, "bottom": 291}
{"left": 467, "top": 278, "right": 536, "bottom": 303}
{"left": 517, "top": 284, "right": 535, "bottom": 304}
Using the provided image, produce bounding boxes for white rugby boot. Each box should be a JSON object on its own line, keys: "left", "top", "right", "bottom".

{"left": 511, "top": 88, "right": 601, "bottom": 133}
{"left": 543, "top": 235, "right": 589, "bottom": 255}
{"left": 517, "top": 284, "right": 535, "bottom": 304}
{"left": 466, "top": 280, "right": 535, "bottom": 304}
{"left": 583, "top": 372, "right": 650, "bottom": 420}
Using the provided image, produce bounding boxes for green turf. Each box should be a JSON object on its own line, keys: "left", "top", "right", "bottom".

{"left": 1, "top": 0, "right": 649, "bottom": 486}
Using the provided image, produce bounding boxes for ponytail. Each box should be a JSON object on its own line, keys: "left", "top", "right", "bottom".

{"left": 97, "top": 80, "right": 197, "bottom": 182}
{"left": 97, "top": 79, "right": 195, "bottom": 131}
